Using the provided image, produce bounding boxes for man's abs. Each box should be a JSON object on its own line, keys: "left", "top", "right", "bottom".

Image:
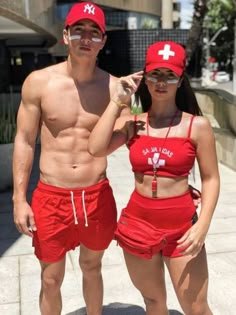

{"left": 39, "top": 150, "right": 107, "bottom": 188}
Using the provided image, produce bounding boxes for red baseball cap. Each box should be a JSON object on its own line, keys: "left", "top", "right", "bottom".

{"left": 65, "top": 2, "right": 105, "bottom": 34}
{"left": 145, "top": 41, "right": 186, "bottom": 76}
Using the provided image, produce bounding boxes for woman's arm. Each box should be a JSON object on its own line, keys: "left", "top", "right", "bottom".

{"left": 88, "top": 71, "right": 143, "bottom": 156}
{"left": 178, "top": 116, "right": 220, "bottom": 256}
{"left": 194, "top": 116, "right": 220, "bottom": 227}
{"left": 88, "top": 101, "right": 129, "bottom": 156}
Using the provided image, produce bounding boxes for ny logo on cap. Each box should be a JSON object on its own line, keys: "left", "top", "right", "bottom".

{"left": 84, "top": 4, "right": 95, "bottom": 15}
{"left": 158, "top": 44, "right": 175, "bottom": 60}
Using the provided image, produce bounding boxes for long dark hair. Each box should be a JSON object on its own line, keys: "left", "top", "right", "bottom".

{"left": 135, "top": 72, "right": 203, "bottom": 116}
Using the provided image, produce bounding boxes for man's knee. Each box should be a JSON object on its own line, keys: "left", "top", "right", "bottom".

{"left": 41, "top": 273, "right": 63, "bottom": 293}
{"left": 79, "top": 253, "right": 103, "bottom": 276}
{"left": 40, "top": 262, "right": 65, "bottom": 293}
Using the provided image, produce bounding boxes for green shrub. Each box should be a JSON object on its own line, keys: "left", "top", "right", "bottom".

{"left": 131, "top": 105, "right": 143, "bottom": 115}
{"left": 0, "top": 101, "right": 17, "bottom": 144}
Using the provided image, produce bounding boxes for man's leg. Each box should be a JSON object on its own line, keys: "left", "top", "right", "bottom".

{"left": 39, "top": 257, "right": 66, "bottom": 315}
{"left": 79, "top": 244, "right": 104, "bottom": 315}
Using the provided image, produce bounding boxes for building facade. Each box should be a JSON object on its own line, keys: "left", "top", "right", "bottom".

{"left": 0, "top": 0, "right": 182, "bottom": 90}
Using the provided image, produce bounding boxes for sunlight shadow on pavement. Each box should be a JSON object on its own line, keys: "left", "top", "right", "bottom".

{"left": 66, "top": 303, "right": 184, "bottom": 315}
{"left": 0, "top": 144, "right": 40, "bottom": 257}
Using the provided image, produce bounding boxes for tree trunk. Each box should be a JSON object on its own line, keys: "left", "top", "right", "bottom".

{"left": 185, "top": 0, "right": 208, "bottom": 65}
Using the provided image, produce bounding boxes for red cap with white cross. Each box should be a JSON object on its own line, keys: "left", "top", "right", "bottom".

{"left": 145, "top": 41, "right": 186, "bottom": 76}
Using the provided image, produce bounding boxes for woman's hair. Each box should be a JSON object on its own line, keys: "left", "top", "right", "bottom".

{"left": 135, "top": 72, "right": 203, "bottom": 116}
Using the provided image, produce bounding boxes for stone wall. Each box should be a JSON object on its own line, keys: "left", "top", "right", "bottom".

{"left": 195, "top": 89, "right": 236, "bottom": 171}
{"left": 0, "top": 0, "right": 57, "bottom": 46}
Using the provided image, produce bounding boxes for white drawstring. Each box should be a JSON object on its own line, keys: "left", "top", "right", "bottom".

{"left": 70, "top": 191, "right": 78, "bottom": 225}
{"left": 82, "top": 190, "right": 89, "bottom": 227}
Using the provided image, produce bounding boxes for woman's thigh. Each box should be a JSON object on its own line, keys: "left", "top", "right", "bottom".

{"left": 164, "top": 248, "right": 210, "bottom": 312}
{"left": 123, "top": 250, "right": 167, "bottom": 300}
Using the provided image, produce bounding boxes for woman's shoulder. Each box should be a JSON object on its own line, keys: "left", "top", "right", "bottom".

{"left": 115, "top": 112, "right": 146, "bottom": 131}
{"left": 119, "top": 112, "right": 146, "bottom": 122}
{"left": 190, "top": 115, "right": 213, "bottom": 143}
{"left": 181, "top": 112, "right": 210, "bottom": 127}
{"left": 191, "top": 115, "right": 211, "bottom": 129}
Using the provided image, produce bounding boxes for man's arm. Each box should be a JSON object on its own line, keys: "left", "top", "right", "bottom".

{"left": 13, "top": 71, "right": 43, "bottom": 236}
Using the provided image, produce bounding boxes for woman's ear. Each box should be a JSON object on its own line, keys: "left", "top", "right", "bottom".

{"left": 143, "top": 75, "right": 148, "bottom": 85}
{"left": 178, "top": 77, "right": 183, "bottom": 88}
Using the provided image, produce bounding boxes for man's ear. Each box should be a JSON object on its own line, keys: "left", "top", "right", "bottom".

{"left": 63, "top": 28, "right": 69, "bottom": 45}
{"left": 100, "top": 34, "right": 107, "bottom": 49}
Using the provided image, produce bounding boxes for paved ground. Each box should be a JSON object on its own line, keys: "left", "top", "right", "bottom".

{"left": 0, "top": 143, "right": 236, "bottom": 315}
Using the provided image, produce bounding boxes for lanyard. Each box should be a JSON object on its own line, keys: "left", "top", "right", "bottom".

{"left": 148, "top": 109, "right": 179, "bottom": 198}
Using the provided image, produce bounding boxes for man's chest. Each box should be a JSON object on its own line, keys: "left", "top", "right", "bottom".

{"left": 40, "top": 88, "right": 109, "bottom": 132}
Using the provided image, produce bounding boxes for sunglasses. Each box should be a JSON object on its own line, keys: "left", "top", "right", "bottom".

{"left": 68, "top": 34, "right": 102, "bottom": 42}
{"left": 145, "top": 73, "right": 180, "bottom": 84}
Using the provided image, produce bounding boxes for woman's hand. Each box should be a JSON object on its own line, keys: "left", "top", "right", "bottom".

{"left": 176, "top": 221, "right": 208, "bottom": 257}
{"left": 112, "top": 71, "right": 143, "bottom": 104}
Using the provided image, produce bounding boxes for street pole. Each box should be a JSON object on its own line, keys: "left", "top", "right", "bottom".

{"left": 203, "top": 25, "right": 228, "bottom": 86}
{"left": 206, "top": 27, "right": 210, "bottom": 81}
{"left": 233, "top": 19, "right": 236, "bottom": 94}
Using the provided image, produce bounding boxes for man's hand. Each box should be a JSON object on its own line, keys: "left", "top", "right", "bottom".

{"left": 13, "top": 201, "right": 37, "bottom": 237}
{"left": 189, "top": 185, "right": 201, "bottom": 207}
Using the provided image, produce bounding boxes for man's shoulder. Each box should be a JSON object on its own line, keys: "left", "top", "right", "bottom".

{"left": 37, "top": 62, "right": 66, "bottom": 76}
{"left": 94, "top": 68, "right": 118, "bottom": 94}
{"left": 22, "top": 62, "right": 69, "bottom": 96}
{"left": 24, "top": 62, "right": 67, "bottom": 85}
{"left": 97, "top": 67, "right": 118, "bottom": 81}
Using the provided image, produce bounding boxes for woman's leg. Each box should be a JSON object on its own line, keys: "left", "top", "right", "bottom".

{"left": 123, "top": 250, "right": 169, "bottom": 315}
{"left": 164, "top": 248, "right": 213, "bottom": 315}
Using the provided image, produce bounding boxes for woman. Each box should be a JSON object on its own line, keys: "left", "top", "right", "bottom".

{"left": 88, "top": 41, "right": 220, "bottom": 315}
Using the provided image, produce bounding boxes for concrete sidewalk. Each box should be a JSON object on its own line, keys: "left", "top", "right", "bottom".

{"left": 0, "top": 145, "right": 236, "bottom": 315}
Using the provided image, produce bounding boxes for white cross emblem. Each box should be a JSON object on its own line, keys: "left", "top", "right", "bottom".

{"left": 148, "top": 153, "right": 165, "bottom": 168}
{"left": 158, "top": 44, "right": 175, "bottom": 60}
{"left": 84, "top": 4, "right": 96, "bottom": 15}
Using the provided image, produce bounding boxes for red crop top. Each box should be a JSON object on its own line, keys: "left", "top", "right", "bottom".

{"left": 128, "top": 113, "right": 196, "bottom": 177}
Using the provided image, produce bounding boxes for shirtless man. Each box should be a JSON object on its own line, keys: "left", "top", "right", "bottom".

{"left": 13, "top": 2, "right": 128, "bottom": 315}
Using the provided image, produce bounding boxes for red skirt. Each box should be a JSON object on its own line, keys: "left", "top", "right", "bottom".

{"left": 115, "top": 190, "right": 197, "bottom": 259}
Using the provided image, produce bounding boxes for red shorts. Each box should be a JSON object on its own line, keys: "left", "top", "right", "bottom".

{"left": 31, "top": 179, "right": 117, "bottom": 262}
{"left": 116, "top": 190, "right": 197, "bottom": 258}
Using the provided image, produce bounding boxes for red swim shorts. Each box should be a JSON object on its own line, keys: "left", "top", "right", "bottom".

{"left": 115, "top": 189, "right": 197, "bottom": 258}
{"left": 31, "top": 179, "right": 117, "bottom": 262}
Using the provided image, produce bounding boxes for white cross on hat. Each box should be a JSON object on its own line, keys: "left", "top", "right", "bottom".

{"left": 158, "top": 44, "right": 175, "bottom": 60}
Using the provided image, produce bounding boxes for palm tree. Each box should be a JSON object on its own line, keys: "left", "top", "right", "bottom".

{"left": 221, "top": 0, "right": 236, "bottom": 11}
{"left": 185, "top": 0, "right": 208, "bottom": 65}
